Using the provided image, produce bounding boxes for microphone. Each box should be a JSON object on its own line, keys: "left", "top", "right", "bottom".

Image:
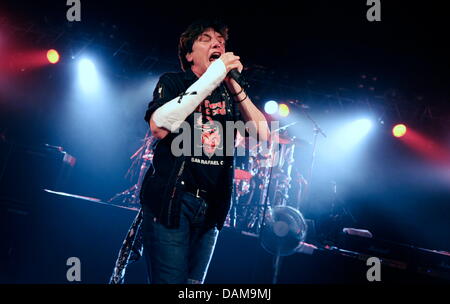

{"left": 228, "top": 68, "right": 249, "bottom": 89}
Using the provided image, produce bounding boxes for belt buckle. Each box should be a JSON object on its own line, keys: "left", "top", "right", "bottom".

{"left": 195, "top": 188, "right": 201, "bottom": 198}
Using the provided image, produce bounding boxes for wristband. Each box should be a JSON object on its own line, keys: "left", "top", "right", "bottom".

{"left": 235, "top": 92, "right": 248, "bottom": 103}
{"left": 231, "top": 87, "right": 244, "bottom": 96}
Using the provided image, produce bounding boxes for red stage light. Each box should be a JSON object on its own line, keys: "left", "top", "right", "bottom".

{"left": 47, "top": 49, "right": 60, "bottom": 64}
{"left": 393, "top": 124, "right": 407, "bottom": 138}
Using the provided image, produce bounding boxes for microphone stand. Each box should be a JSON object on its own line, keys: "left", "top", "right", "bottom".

{"left": 223, "top": 83, "right": 240, "bottom": 229}
{"left": 289, "top": 101, "right": 327, "bottom": 203}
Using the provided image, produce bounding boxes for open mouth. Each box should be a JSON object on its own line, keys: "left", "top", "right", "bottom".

{"left": 209, "top": 52, "right": 221, "bottom": 62}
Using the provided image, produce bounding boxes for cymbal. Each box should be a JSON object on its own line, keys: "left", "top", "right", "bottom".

{"left": 271, "top": 133, "right": 294, "bottom": 144}
{"left": 272, "top": 121, "right": 300, "bottom": 132}
{"left": 235, "top": 133, "right": 261, "bottom": 150}
{"left": 276, "top": 136, "right": 293, "bottom": 144}
{"left": 291, "top": 138, "right": 311, "bottom": 146}
{"left": 234, "top": 169, "right": 253, "bottom": 180}
{"left": 273, "top": 134, "right": 311, "bottom": 146}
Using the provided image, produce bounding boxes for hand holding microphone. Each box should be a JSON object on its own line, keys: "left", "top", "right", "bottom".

{"left": 219, "top": 52, "right": 242, "bottom": 73}
{"left": 219, "top": 52, "right": 249, "bottom": 89}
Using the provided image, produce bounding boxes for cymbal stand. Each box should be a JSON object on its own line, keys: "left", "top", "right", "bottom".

{"left": 108, "top": 130, "right": 155, "bottom": 206}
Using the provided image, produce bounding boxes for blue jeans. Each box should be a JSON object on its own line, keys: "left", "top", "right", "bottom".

{"left": 142, "top": 191, "right": 219, "bottom": 284}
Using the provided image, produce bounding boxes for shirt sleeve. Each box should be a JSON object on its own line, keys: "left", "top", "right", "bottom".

{"left": 144, "top": 73, "right": 179, "bottom": 124}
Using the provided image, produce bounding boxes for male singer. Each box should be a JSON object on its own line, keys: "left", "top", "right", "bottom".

{"left": 140, "top": 19, "right": 269, "bottom": 284}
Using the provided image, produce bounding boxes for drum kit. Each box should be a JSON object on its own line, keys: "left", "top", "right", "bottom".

{"left": 228, "top": 125, "right": 310, "bottom": 236}
{"left": 229, "top": 123, "right": 319, "bottom": 283}
{"left": 230, "top": 107, "right": 329, "bottom": 282}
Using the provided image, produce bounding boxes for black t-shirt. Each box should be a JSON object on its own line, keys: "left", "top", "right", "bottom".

{"left": 143, "top": 69, "right": 245, "bottom": 229}
{"left": 182, "top": 83, "right": 230, "bottom": 195}
{"left": 145, "top": 69, "right": 235, "bottom": 198}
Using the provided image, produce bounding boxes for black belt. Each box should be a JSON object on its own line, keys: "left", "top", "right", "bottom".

{"left": 183, "top": 182, "right": 209, "bottom": 201}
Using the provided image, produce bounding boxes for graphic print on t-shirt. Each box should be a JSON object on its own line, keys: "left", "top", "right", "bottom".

{"left": 194, "top": 99, "right": 226, "bottom": 158}
{"left": 184, "top": 89, "right": 229, "bottom": 194}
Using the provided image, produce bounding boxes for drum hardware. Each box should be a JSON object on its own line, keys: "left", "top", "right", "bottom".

{"left": 231, "top": 124, "right": 302, "bottom": 234}
{"left": 234, "top": 169, "right": 252, "bottom": 181}
{"left": 108, "top": 130, "right": 155, "bottom": 207}
{"left": 229, "top": 104, "right": 331, "bottom": 283}
{"left": 231, "top": 103, "right": 327, "bottom": 245}
{"left": 260, "top": 105, "right": 328, "bottom": 283}
{"left": 230, "top": 168, "right": 253, "bottom": 228}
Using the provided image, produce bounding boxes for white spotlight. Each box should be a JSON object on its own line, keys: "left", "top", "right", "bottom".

{"left": 336, "top": 118, "right": 374, "bottom": 150}
{"left": 264, "top": 100, "right": 279, "bottom": 115}
{"left": 78, "top": 58, "right": 99, "bottom": 93}
{"left": 352, "top": 119, "right": 373, "bottom": 139}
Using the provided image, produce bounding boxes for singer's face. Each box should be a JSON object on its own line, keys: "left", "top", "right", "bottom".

{"left": 186, "top": 28, "right": 225, "bottom": 77}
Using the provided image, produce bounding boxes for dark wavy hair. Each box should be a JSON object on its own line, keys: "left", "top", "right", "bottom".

{"left": 178, "top": 19, "right": 229, "bottom": 71}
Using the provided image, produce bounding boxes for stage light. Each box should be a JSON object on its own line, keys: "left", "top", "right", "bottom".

{"left": 353, "top": 119, "right": 373, "bottom": 137}
{"left": 393, "top": 124, "right": 407, "bottom": 138}
{"left": 396, "top": 127, "right": 450, "bottom": 166}
{"left": 78, "top": 58, "right": 99, "bottom": 93}
{"left": 278, "top": 103, "right": 290, "bottom": 117}
{"left": 264, "top": 100, "right": 278, "bottom": 115}
{"left": 47, "top": 49, "right": 60, "bottom": 64}
{"left": 334, "top": 118, "right": 374, "bottom": 151}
